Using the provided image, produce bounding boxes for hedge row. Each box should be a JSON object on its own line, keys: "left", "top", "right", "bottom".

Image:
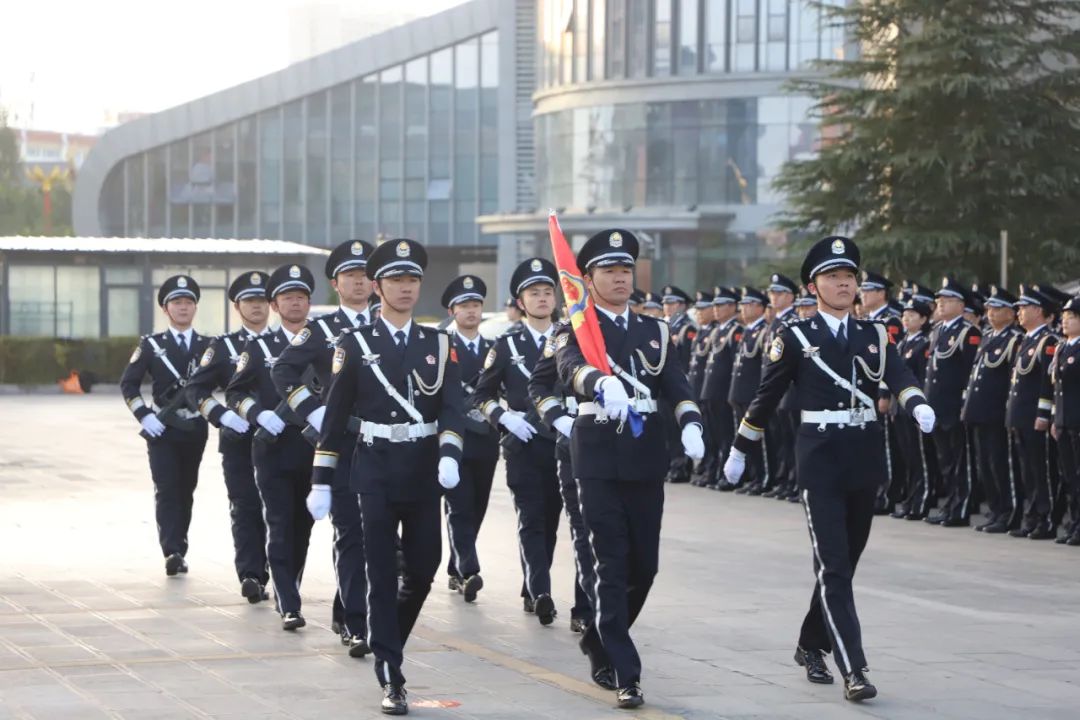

{"left": 0, "top": 336, "right": 139, "bottom": 385}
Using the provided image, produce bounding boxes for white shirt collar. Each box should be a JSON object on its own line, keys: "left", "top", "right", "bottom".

{"left": 942, "top": 315, "right": 963, "bottom": 331}
{"left": 169, "top": 327, "right": 192, "bottom": 344}
{"left": 596, "top": 305, "right": 631, "bottom": 327}
{"left": 523, "top": 321, "right": 553, "bottom": 346}
{"left": 746, "top": 315, "right": 766, "bottom": 330}
{"left": 819, "top": 311, "right": 850, "bottom": 336}
{"left": 280, "top": 326, "right": 297, "bottom": 343}
{"left": 381, "top": 316, "right": 413, "bottom": 341}
{"left": 776, "top": 306, "right": 795, "bottom": 320}
{"left": 1026, "top": 323, "right": 1047, "bottom": 338}
{"left": 241, "top": 325, "right": 267, "bottom": 338}
{"left": 340, "top": 305, "right": 370, "bottom": 327}
{"left": 1067, "top": 336, "right": 1080, "bottom": 347}
{"left": 867, "top": 304, "right": 889, "bottom": 320}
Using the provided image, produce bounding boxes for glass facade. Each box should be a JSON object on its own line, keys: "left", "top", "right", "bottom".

{"left": 97, "top": 31, "right": 500, "bottom": 248}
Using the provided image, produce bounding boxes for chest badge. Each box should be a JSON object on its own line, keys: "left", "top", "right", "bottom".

{"left": 868, "top": 344, "right": 878, "bottom": 354}
{"left": 650, "top": 339, "right": 660, "bottom": 349}
{"left": 1069, "top": 356, "right": 1075, "bottom": 365}
{"left": 362, "top": 352, "right": 381, "bottom": 366}
{"left": 803, "top": 346, "right": 821, "bottom": 359}
{"left": 426, "top": 354, "right": 437, "bottom": 365}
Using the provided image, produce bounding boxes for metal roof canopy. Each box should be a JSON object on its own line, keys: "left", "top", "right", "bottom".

{"left": 475, "top": 207, "right": 736, "bottom": 235}
{"left": 0, "top": 237, "right": 330, "bottom": 256}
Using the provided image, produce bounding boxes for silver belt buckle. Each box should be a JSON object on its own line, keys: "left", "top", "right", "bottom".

{"left": 467, "top": 408, "right": 486, "bottom": 423}
{"left": 390, "top": 423, "right": 410, "bottom": 442}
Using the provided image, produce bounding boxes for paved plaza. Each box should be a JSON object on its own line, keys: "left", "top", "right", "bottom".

{"left": 1, "top": 394, "right": 1078, "bottom": 719}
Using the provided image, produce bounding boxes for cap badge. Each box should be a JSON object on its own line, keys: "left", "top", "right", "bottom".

{"left": 351, "top": 241, "right": 364, "bottom": 256}
{"left": 530, "top": 259, "right": 542, "bottom": 272}
{"left": 772, "top": 274, "right": 779, "bottom": 283}
{"left": 177, "top": 277, "right": 188, "bottom": 288}
{"left": 289, "top": 265, "right": 301, "bottom": 278}
{"left": 251, "top": 273, "right": 261, "bottom": 285}
{"left": 830, "top": 239, "right": 844, "bottom": 254}
{"left": 396, "top": 241, "right": 410, "bottom": 258}
{"left": 609, "top": 231, "right": 623, "bottom": 248}
{"left": 463, "top": 277, "right": 474, "bottom": 289}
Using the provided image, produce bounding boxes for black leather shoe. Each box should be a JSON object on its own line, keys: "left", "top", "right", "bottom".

{"left": 534, "top": 594, "right": 556, "bottom": 626}
{"left": 281, "top": 612, "right": 306, "bottom": 631}
{"left": 579, "top": 633, "right": 617, "bottom": 690}
{"left": 240, "top": 577, "right": 265, "bottom": 604}
{"left": 346, "top": 635, "right": 370, "bottom": 658}
{"left": 889, "top": 509, "right": 908, "bottom": 519}
{"left": 941, "top": 517, "right": 970, "bottom": 528}
{"left": 717, "top": 482, "right": 737, "bottom": 492}
{"left": 164, "top": 553, "right": 188, "bottom": 576}
{"left": 1055, "top": 534, "right": 1069, "bottom": 544}
{"left": 616, "top": 682, "right": 645, "bottom": 709}
{"left": 1067, "top": 533, "right": 1080, "bottom": 546}
{"left": 1028, "top": 526, "right": 1055, "bottom": 540}
{"left": 904, "top": 512, "right": 926, "bottom": 521}
{"left": 787, "top": 493, "right": 802, "bottom": 503}
{"left": 448, "top": 575, "right": 462, "bottom": 592}
{"left": 761, "top": 487, "right": 782, "bottom": 498}
{"left": 593, "top": 666, "right": 616, "bottom": 690}
{"left": 924, "top": 513, "right": 947, "bottom": 525}
{"left": 843, "top": 670, "right": 877, "bottom": 702}
{"left": 981, "top": 521, "right": 1009, "bottom": 534}
{"left": 746, "top": 484, "right": 765, "bottom": 496}
{"left": 570, "top": 618, "right": 587, "bottom": 634}
{"left": 1009, "top": 527, "right": 1032, "bottom": 538}
{"left": 462, "top": 574, "right": 483, "bottom": 603}
{"left": 331, "top": 620, "right": 343, "bottom": 636}
{"left": 523, "top": 597, "right": 535, "bottom": 614}
{"left": 381, "top": 684, "right": 408, "bottom": 715}
{"left": 794, "top": 646, "right": 834, "bottom": 684}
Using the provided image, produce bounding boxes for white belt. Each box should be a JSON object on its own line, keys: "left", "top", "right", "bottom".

{"left": 801, "top": 408, "right": 877, "bottom": 428}
{"left": 577, "top": 398, "right": 658, "bottom": 417}
{"left": 359, "top": 420, "right": 437, "bottom": 444}
{"left": 151, "top": 404, "right": 200, "bottom": 421}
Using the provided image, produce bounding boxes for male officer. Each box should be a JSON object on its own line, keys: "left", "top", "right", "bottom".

{"left": 640, "top": 292, "right": 664, "bottom": 319}
{"left": 1007, "top": 285, "right": 1060, "bottom": 539}
{"left": 306, "top": 239, "right": 464, "bottom": 716}
{"left": 924, "top": 277, "right": 982, "bottom": 526}
{"left": 687, "top": 290, "right": 716, "bottom": 485}
{"left": 891, "top": 300, "right": 937, "bottom": 520}
{"left": 273, "top": 240, "right": 375, "bottom": 656}
{"left": 505, "top": 296, "right": 525, "bottom": 333}
{"left": 661, "top": 285, "right": 696, "bottom": 483}
{"left": 555, "top": 229, "right": 705, "bottom": 709}
{"left": 185, "top": 271, "right": 269, "bottom": 600}
{"left": 226, "top": 264, "right": 317, "bottom": 631}
{"left": 961, "top": 287, "right": 1022, "bottom": 533}
{"left": 700, "top": 287, "right": 742, "bottom": 489}
{"left": 728, "top": 287, "right": 769, "bottom": 493}
{"left": 1048, "top": 297, "right": 1080, "bottom": 545}
{"left": 120, "top": 275, "right": 210, "bottom": 576}
{"left": 724, "top": 236, "right": 936, "bottom": 703}
{"left": 629, "top": 288, "right": 646, "bottom": 313}
{"left": 440, "top": 275, "right": 499, "bottom": 602}
{"left": 796, "top": 287, "right": 819, "bottom": 319}
{"left": 762, "top": 273, "right": 800, "bottom": 500}
{"left": 473, "top": 258, "right": 563, "bottom": 625}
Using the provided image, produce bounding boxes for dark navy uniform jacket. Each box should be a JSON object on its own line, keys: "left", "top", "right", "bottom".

{"left": 961, "top": 326, "right": 1022, "bottom": 426}
{"left": 1048, "top": 338, "right": 1080, "bottom": 430}
{"left": 555, "top": 311, "right": 703, "bottom": 483}
{"left": 732, "top": 316, "right": 926, "bottom": 491}
{"left": 765, "top": 307, "right": 800, "bottom": 412}
{"left": 313, "top": 322, "right": 464, "bottom": 501}
{"left": 1006, "top": 325, "right": 1058, "bottom": 430}
{"left": 894, "top": 329, "right": 931, "bottom": 417}
{"left": 186, "top": 329, "right": 259, "bottom": 429}
{"left": 224, "top": 329, "right": 299, "bottom": 426}
{"left": 728, "top": 317, "right": 768, "bottom": 407}
{"left": 701, "top": 318, "right": 742, "bottom": 403}
{"left": 121, "top": 329, "right": 210, "bottom": 426}
{"left": 526, "top": 321, "right": 576, "bottom": 450}
{"left": 472, "top": 326, "right": 558, "bottom": 442}
{"left": 452, "top": 331, "right": 500, "bottom": 461}
{"left": 687, "top": 321, "right": 714, "bottom": 398}
{"left": 924, "top": 317, "right": 982, "bottom": 429}
{"left": 668, "top": 313, "right": 695, "bottom": 373}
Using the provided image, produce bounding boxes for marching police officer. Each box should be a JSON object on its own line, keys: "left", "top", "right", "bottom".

{"left": 762, "top": 273, "right": 800, "bottom": 500}
{"left": 640, "top": 292, "right": 664, "bottom": 319}
{"left": 226, "top": 264, "right": 318, "bottom": 630}
{"left": 1049, "top": 296, "right": 1080, "bottom": 545}
{"left": 700, "top": 287, "right": 743, "bottom": 489}
{"left": 728, "top": 287, "right": 769, "bottom": 493}
{"left": 272, "top": 240, "right": 375, "bottom": 656}
{"left": 120, "top": 275, "right": 210, "bottom": 577}
{"left": 724, "top": 236, "right": 936, "bottom": 703}
{"left": 185, "top": 271, "right": 269, "bottom": 601}
{"left": 440, "top": 275, "right": 499, "bottom": 602}
{"left": 890, "top": 300, "right": 937, "bottom": 520}
{"left": 688, "top": 290, "right": 715, "bottom": 485}
{"left": 661, "top": 285, "right": 695, "bottom": 484}
{"left": 1007, "top": 285, "right": 1060, "bottom": 539}
{"left": 306, "top": 239, "right": 464, "bottom": 716}
{"left": 629, "top": 288, "right": 646, "bottom": 313}
{"left": 924, "top": 277, "right": 982, "bottom": 526}
{"left": 555, "top": 229, "right": 705, "bottom": 709}
{"left": 961, "top": 286, "right": 1023, "bottom": 533}
{"left": 473, "top": 258, "right": 563, "bottom": 625}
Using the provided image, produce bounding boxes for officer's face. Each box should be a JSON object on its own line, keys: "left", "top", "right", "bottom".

{"left": 332, "top": 269, "right": 372, "bottom": 306}
{"left": 376, "top": 275, "right": 421, "bottom": 313}
{"left": 643, "top": 307, "right": 663, "bottom": 319}
{"left": 506, "top": 305, "right": 523, "bottom": 322}
{"left": 739, "top": 301, "right": 765, "bottom": 323}
{"left": 810, "top": 268, "right": 857, "bottom": 310}
{"left": 768, "top": 289, "right": 794, "bottom": 310}
{"left": 588, "top": 265, "right": 633, "bottom": 306}
{"left": 164, "top": 297, "right": 197, "bottom": 327}
{"left": 714, "top": 303, "right": 737, "bottom": 323}
{"left": 861, "top": 288, "right": 886, "bottom": 311}
{"left": 694, "top": 307, "right": 712, "bottom": 325}
{"left": 935, "top": 296, "right": 965, "bottom": 321}
{"left": 271, "top": 290, "right": 311, "bottom": 324}
{"left": 451, "top": 300, "right": 484, "bottom": 331}
{"left": 663, "top": 301, "right": 685, "bottom": 319}
{"left": 236, "top": 297, "right": 269, "bottom": 327}
{"left": 797, "top": 305, "right": 818, "bottom": 319}
{"left": 1017, "top": 304, "right": 1049, "bottom": 331}
{"left": 1062, "top": 311, "right": 1080, "bottom": 338}
{"left": 519, "top": 283, "right": 555, "bottom": 319}
{"left": 987, "top": 305, "right": 1015, "bottom": 330}
{"left": 902, "top": 309, "right": 927, "bottom": 334}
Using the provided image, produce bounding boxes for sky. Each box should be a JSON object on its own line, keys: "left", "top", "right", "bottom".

{"left": 0, "top": 0, "right": 464, "bottom": 135}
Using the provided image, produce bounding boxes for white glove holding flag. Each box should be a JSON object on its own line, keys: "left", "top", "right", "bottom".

{"left": 438, "top": 457, "right": 460, "bottom": 489}
{"left": 256, "top": 410, "right": 286, "bottom": 436}
{"left": 598, "top": 376, "right": 630, "bottom": 422}
{"left": 140, "top": 414, "right": 166, "bottom": 438}
{"left": 913, "top": 404, "right": 936, "bottom": 434}
{"left": 681, "top": 424, "right": 705, "bottom": 461}
{"left": 723, "top": 447, "right": 746, "bottom": 485}
{"left": 499, "top": 413, "right": 537, "bottom": 442}
{"left": 220, "top": 410, "right": 250, "bottom": 434}
{"left": 553, "top": 415, "right": 574, "bottom": 438}
{"left": 306, "top": 405, "right": 326, "bottom": 433}
{"left": 305, "top": 484, "right": 332, "bottom": 520}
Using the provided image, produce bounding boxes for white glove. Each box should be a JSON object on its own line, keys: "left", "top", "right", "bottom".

{"left": 723, "top": 447, "right": 746, "bottom": 485}
{"left": 306, "top": 405, "right": 326, "bottom": 433}
{"left": 681, "top": 424, "right": 705, "bottom": 461}
{"left": 598, "top": 376, "right": 630, "bottom": 422}
{"left": 140, "top": 414, "right": 166, "bottom": 437}
{"left": 913, "top": 404, "right": 936, "bottom": 434}
{"left": 499, "top": 413, "right": 537, "bottom": 442}
{"left": 256, "top": 410, "right": 286, "bottom": 436}
{"left": 553, "top": 415, "right": 575, "bottom": 438}
{"left": 220, "top": 410, "right": 250, "bottom": 434}
{"left": 438, "top": 457, "right": 460, "bottom": 489}
{"left": 305, "top": 484, "right": 332, "bottom": 520}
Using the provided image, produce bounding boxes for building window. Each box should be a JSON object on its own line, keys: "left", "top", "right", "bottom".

{"left": 760, "top": 0, "right": 788, "bottom": 71}
{"left": 282, "top": 101, "right": 304, "bottom": 241}
{"left": 704, "top": 0, "right": 726, "bottom": 73}
{"left": 404, "top": 57, "right": 428, "bottom": 242}
{"left": 7, "top": 265, "right": 100, "bottom": 338}
{"left": 306, "top": 91, "right": 329, "bottom": 244}
{"left": 454, "top": 38, "right": 479, "bottom": 245}
{"left": 654, "top": 0, "right": 673, "bottom": 76}
{"left": 429, "top": 50, "right": 452, "bottom": 243}
{"left": 126, "top": 155, "right": 145, "bottom": 237}
{"left": 259, "top": 109, "right": 282, "bottom": 239}
{"left": 214, "top": 124, "right": 237, "bottom": 238}
{"left": 734, "top": 0, "right": 757, "bottom": 72}
{"left": 8, "top": 266, "right": 56, "bottom": 337}
{"left": 590, "top": 0, "right": 606, "bottom": 80}
{"left": 379, "top": 66, "right": 404, "bottom": 238}
{"left": 237, "top": 117, "right": 257, "bottom": 238}
{"left": 147, "top": 147, "right": 167, "bottom": 237}
{"left": 608, "top": 0, "right": 626, "bottom": 78}
{"left": 191, "top": 132, "right": 213, "bottom": 238}
{"left": 329, "top": 84, "right": 352, "bottom": 244}
{"left": 574, "top": 0, "right": 589, "bottom": 82}
{"left": 168, "top": 139, "right": 190, "bottom": 236}
{"left": 480, "top": 31, "right": 500, "bottom": 218}
{"left": 355, "top": 76, "right": 377, "bottom": 239}
{"left": 628, "top": 0, "right": 648, "bottom": 78}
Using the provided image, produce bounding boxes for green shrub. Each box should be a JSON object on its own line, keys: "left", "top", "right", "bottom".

{"left": 0, "top": 337, "right": 139, "bottom": 385}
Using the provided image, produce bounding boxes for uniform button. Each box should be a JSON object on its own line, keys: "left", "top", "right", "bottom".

{"left": 391, "top": 411, "right": 397, "bottom": 418}
{"left": 414, "top": 390, "right": 420, "bottom": 396}
{"left": 837, "top": 402, "right": 844, "bottom": 408}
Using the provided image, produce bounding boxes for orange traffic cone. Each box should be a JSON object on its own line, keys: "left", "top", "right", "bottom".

{"left": 59, "top": 370, "right": 84, "bottom": 394}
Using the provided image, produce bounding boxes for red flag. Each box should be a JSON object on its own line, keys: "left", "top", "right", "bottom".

{"left": 548, "top": 211, "right": 611, "bottom": 375}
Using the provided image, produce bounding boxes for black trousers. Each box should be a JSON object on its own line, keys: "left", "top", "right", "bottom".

{"left": 219, "top": 435, "right": 268, "bottom": 583}
{"left": 146, "top": 426, "right": 208, "bottom": 557}
{"left": 933, "top": 423, "right": 972, "bottom": 521}
{"left": 708, "top": 399, "right": 736, "bottom": 476}
{"left": 330, "top": 440, "right": 367, "bottom": 638}
{"left": 1012, "top": 427, "right": 1056, "bottom": 529}
{"left": 577, "top": 477, "right": 663, "bottom": 689}
{"left": 798, "top": 484, "right": 875, "bottom": 677}
{"left": 874, "top": 414, "right": 904, "bottom": 510}
{"left": 557, "top": 440, "right": 595, "bottom": 624}
{"left": 360, "top": 491, "right": 441, "bottom": 688}
{"left": 252, "top": 430, "right": 314, "bottom": 616}
{"left": 970, "top": 424, "right": 1016, "bottom": 525}
{"left": 897, "top": 419, "right": 937, "bottom": 517}
{"left": 770, "top": 409, "right": 798, "bottom": 493}
{"left": 732, "top": 403, "right": 766, "bottom": 487}
{"left": 443, "top": 446, "right": 498, "bottom": 580}
{"left": 693, "top": 403, "right": 716, "bottom": 480}
{"left": 1057, "top": 430, "right": 1080, "bottom": 535}
{"left": 505, "top": 437, "right": 562, "bottom": 600}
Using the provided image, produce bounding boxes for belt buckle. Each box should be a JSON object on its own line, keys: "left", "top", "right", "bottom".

{"left": 390, "top": 423, "right": 410, "bottom": 442}
{"left": 467, "top": 408, "right": 486, "bottom": 423}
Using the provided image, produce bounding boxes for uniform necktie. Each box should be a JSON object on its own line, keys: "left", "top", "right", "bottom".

{"left": 538, "top": 335, "right": 546, "bottom": 351}
{"left": 469, "top": 340, "right": 477, "bottom": 356}
{"left": 835, "top": 320, "right": 848, "bottom": 352}
{"left": 394, "top": 330, "right": 407, "bottom": 355}
{"left": 615, "top": 315, "right": 627, "bottom": 331}
{"left": 355, "top": 314, "right": 366, "bottom": 328}
{"left": 177, "top": 333, "right": 188, "bottom": 355}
